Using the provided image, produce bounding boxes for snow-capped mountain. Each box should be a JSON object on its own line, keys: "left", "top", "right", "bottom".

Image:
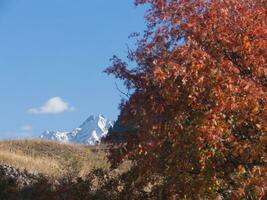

{"left": 40, "top": 115, "right": 113, "bottom": 145}
{"left": 40, "top": 130, "right": 70, "bottom": 143}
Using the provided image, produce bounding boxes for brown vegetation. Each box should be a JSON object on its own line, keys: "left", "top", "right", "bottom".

{"left": 0, "top": 140, "right": 109, "bottom": 178}
{"left": 0, "top": 140, "right": 131, "bottom": 200}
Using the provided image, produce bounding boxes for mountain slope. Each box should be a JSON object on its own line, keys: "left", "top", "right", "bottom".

{"left": 40, "top": 115, "right": 113, "bottom": 145}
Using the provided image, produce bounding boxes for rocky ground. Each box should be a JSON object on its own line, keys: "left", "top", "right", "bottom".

{"left": 0, "top": 164, "right": 42, "bottom": 187}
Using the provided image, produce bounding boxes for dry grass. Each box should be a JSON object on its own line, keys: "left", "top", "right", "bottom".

{"left": 0, "top": 150, "right": 61, "bottom": 177}
{"left": 0, "top": 139, "right": 109, "bottom": 178}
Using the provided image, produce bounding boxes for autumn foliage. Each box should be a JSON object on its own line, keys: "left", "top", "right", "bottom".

{"left": 105, "top": 0, "right": 267, "bottom": 199}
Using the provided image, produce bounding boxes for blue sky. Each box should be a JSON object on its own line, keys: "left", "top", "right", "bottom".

{"left": 0, "top": 0, "right": 146, "bottom": 139}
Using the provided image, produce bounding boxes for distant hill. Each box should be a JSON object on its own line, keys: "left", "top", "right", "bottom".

{"left": 0, "top": 140, "right": 109, "bottom": 178}
{"left": 40, "top": 114, "right": 114, "bottom": 145}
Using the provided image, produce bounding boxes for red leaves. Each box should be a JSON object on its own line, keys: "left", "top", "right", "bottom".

{"left": 153, "top": 66, "right": 166, "bottom": 82}
{"left": 106, "top": 0, "right": 267, "bottom": 199}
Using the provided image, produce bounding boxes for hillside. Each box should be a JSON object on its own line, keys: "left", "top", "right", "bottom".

{"left": 0, "top": 140, "right": 109, "bottom": 179}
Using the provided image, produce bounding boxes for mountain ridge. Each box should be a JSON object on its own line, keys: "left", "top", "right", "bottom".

{"left": 40, "top": 114, "right": 113, "bottom": 145}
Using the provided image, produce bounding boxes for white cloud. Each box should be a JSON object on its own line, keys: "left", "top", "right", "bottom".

{"left": 28, "top": 97, "right": 75, "bottom": 114}
{"left": 20, "top": 125, "right": 33, "bottom": 132}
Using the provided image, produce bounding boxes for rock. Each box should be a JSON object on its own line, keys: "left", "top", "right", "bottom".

{"left": 0, "top": 164, "right": 41, "bottom": 187}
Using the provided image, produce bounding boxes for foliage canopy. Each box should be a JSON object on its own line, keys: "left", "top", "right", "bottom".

{"left": 105, "top": 0, "right": 267, "bottom": 199}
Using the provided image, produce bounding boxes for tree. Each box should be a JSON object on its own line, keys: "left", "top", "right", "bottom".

{"left": 105, "top": 0, "right": 266, "bottom": 199}
{"left": 102, "top": 114, "right": 131, "bottom": 144}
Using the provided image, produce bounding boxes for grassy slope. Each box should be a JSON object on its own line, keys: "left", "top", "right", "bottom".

{"left": 0, "top": 140, "right": 109, "bottom": 178}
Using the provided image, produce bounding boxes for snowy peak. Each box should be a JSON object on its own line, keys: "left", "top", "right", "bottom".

{"left": 73, "top": 114, "right": 113, "bottom": 145}
{"left": 40, "top": 115, "right": 113, "bottom": 145}
{"left": 40, "top": 131, "right": 70, "bottom": 143}
{"left": 81, "top": 115, "right": 95, "bottom": 126}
